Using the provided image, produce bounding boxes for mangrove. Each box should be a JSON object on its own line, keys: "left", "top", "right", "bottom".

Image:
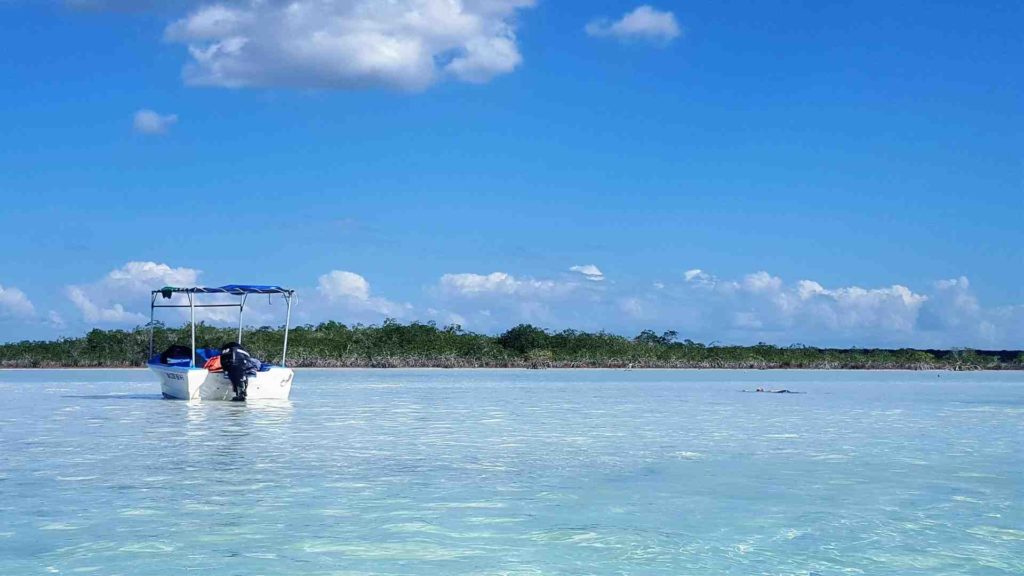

{"left": 0, "top": 321, "right": 1021, "bottom": 370}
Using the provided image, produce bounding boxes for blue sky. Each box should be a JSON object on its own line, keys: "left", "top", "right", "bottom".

{"left": 0, "top": 0, "right": 1021, "bottom": 347}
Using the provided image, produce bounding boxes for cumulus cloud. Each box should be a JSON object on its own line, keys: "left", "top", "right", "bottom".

{"left": 25, "top": 259, "right": 1024, "bottom": 348}
{"left": 569, "top": 264, "right": 604, "bottom": 282}
{"left": 789, "top": 282, "right": 927, "bottom": 333}
{"left": 162, "top": 0, "right": 536, "bottom": 91}
{"left": 585, "top": 5, "right": 680, "bottom": 45}
{"left": 429, "top": 266, "right": 1020, "bottom": 347}
{"left": 319, "top": 270, "right": 371, "bottom": 301}
{"left": 433, "top": 270, "right": 608, "bottom": 332}
{"left": 0, "top": 285, "right": 36, "bottom": 318}
{"left": 920, "top": 277, "right": 979, "bottom": 329}
{"left": 439, "top": 272, "right": 574, "bottom": 299}
{"left": 741, "top": 271, "right": 783, "bottom": 294}
{"left": 913, "top": 276, "right": 1023, "bottom": 345}
{"left": 675, "top": 269, "right": 930, "bottom": 339}
{"left": 133, "top": 109, "right": 179, "bottom": 134}
{"left": 317, "top": 270, "right": 408, "bottom": 317}
{"left": 66, "top": 286, "right": 146, "bottom": 324}
{"left": 105, "top": 261, "right": 200, "bottom": 291}
{"left": 66, "top": 261, "right": 201, "bottom": 325}
{"left": 672, "top": 272, "right": 1023, "bottom": 346}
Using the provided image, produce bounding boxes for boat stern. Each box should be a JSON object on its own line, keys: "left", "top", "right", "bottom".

{"left": 148, "top": 363, "right": 293, "bottom": 401}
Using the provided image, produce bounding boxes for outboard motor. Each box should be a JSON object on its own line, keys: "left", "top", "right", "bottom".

{"left": 220, "top": 342, "right": 258, "bottom": 401}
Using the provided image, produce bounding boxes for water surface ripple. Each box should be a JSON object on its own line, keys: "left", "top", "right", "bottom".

{"left": 1, "top": 369, "right": 1021, "bottom": 575}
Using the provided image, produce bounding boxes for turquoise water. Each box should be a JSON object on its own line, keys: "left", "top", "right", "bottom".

{"left": 0, "top": 369, "right": 1021, "bottom": 575}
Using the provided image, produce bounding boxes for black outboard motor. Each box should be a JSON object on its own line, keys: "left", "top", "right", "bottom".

{"left": 220, "top": 342, "right": 258, "bottom": 401}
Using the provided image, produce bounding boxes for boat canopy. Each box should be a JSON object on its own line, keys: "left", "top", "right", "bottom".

{"left": 154, "top": 285, "right": 294, "bottom": 297}
{"left": 149, "top": 284, "right": 295, "bottom": 368}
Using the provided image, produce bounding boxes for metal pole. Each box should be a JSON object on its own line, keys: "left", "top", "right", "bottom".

{"left": 281, "top": 294, "right": 292, "bottom": 367}
{"left": 149, "top": 293, "right": 156, "bottom": 358}
{"left": 189, "top": 293, "right": 196, "bottom": 368}
{"left": 238, "top": 294, "right": 247, "bottom": 345}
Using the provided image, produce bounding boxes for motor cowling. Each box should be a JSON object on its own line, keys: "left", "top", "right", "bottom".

{"left": 220, "top": 342, "right": 258, "bottom": 401}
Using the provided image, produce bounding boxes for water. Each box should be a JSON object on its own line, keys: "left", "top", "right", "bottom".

{"left": 0, "top": 369, "right": 1021, "bottom": 575}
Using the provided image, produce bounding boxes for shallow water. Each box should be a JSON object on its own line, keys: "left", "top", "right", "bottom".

{"left": 0, "top": 369, "right": 1021, "bottom": 575}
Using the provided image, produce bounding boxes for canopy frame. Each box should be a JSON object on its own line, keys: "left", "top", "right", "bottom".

{"left": 149, "top": 285, "right": 295, "bottom": 368}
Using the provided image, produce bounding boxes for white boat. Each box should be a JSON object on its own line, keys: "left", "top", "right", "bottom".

{"left": 146, "top": 285, "right": 296, "bottom": 401}
{"left": 149, "top": 363, "right": 294, "bottom": 401}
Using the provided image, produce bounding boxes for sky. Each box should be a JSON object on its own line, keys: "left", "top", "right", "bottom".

{"left": 0, "top": 0, "right": 1021, "bottom": 348}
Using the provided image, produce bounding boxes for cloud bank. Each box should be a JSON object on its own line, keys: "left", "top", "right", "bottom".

{"left": 9, "top": 261, "right": 1018, "bottom": 349}
{"left": 430, "top": 267, "right": 1021, "bottom": 348}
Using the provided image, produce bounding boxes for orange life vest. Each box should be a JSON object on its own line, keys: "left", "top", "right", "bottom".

{"left": 203, "top": 355, "right": 223, "bottom": 372}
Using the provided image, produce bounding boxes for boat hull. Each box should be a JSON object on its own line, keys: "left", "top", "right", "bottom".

{"left": 148, "top": 364, "right": 294, "bottom": 400}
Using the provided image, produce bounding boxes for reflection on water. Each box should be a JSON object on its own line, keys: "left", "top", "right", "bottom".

{"left": 61, "top": 393, "right": 163, "bottom": 401}
{"left": 0, "top": 368, "right": 1022, "bottom": 575}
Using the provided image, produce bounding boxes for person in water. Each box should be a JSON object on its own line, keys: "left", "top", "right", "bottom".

{"left": 754, "top": 387, "right": 795, "bottom": 393}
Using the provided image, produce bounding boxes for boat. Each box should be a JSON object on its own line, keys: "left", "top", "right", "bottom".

{"left": 146, "top": 285, "right": 296, "bottom": 401}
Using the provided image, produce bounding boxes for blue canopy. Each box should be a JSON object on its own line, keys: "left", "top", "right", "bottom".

{"left": 154, "top": 285, "right": 294, "bottom": 296}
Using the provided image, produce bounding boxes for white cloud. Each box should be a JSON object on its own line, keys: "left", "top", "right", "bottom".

{"left": 585, "top": 5, "right": 680, "bottom": 45}
{"left": 318, "top": 270, "right": 370, "bottom": 301}
{"left": 678, "top": 270, "right": 929, "bottom": 337}
{"left": 105, "top": 261, "right": 200, "bottom": 291}
{"left": 133, "top": 109, "right": 179, "bottom": 134}
{"left": 163, "top": 0, "right": 536, "bottom": 91}
{"left": 67, "top": 286, "right": 146, "bottom": 324}
{"left": 682, "top": 272, "right": 918, "bottom": 334}
{"left": 434, "top": 271, "right": 589, "bottom": 331}
{"left": 27, "top": 259, "right": 1024, "bottom": 349}
{"left": 792, "top": 283, "right": 927, "bottom": 333}
{"left": 66, "top": 261, "right": 202, "bottom": 325}
{"left": 570, "top": 264, "right": 604, "bottom": 282}
{"left": 741, "top": 271, "right": 783, "bottom": 293}
{"left": 439, "top": 272, "right": 572, "bottom": 299}
{"left": 796, "top": 279, "right": 826, "bottom": 300}
{"left": 683, "top": 268, "right": 716, "bottom": 288}
{"left": 916, "top": 276, "right": 993, "bottom": 340}
{"left": 0, "top": 285, "right": 36, "bottom": 318}
{"left": 317, "top": 270, "right": 408, "bottom": 317}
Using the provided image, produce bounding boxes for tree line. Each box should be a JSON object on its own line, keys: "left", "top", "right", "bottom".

{"left": 0, "top": 320, "right": 1021, "bottom": 370}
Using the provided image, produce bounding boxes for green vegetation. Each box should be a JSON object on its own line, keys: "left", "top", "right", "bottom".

{"left": 1, "top": 321, "right": 1021, "bottom": 370}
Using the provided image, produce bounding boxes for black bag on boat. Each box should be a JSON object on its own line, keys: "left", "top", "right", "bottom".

{"left": 159, "top": 344, "right": 202, "bottom": 367}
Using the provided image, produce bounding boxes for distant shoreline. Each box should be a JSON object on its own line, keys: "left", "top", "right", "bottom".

{"left": 2, "top": 322, "right": 1021, "bottom": 371}
{"left": 1, "top": 365, "right": 1021, "bottom": 372}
